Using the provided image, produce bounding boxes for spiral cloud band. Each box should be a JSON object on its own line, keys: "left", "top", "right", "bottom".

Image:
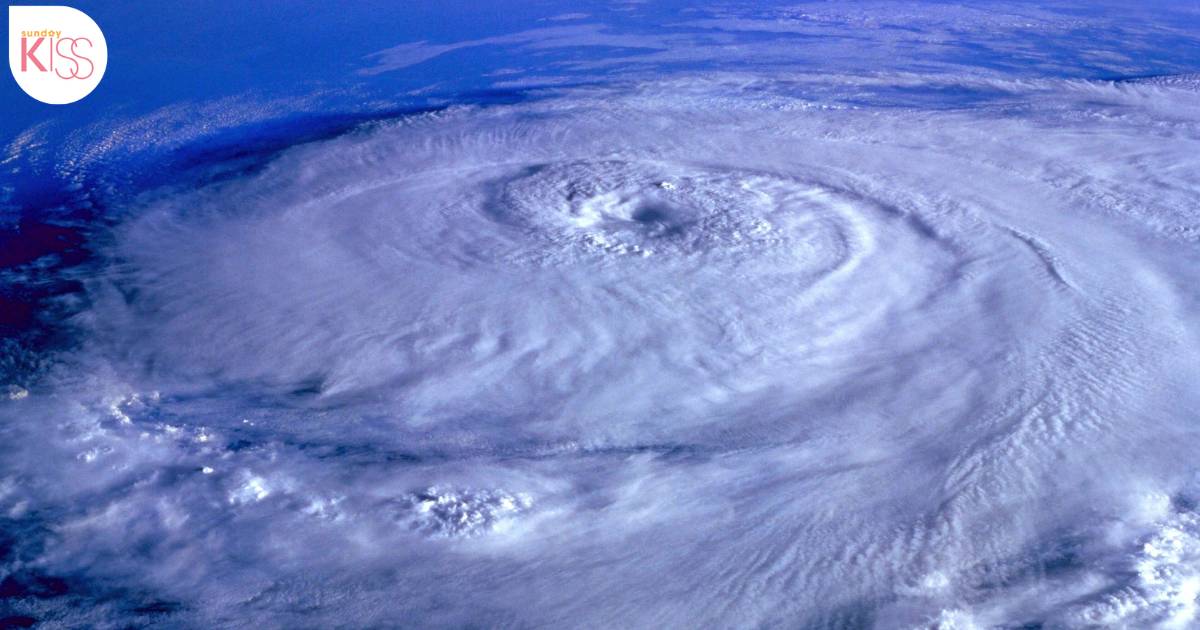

{"left": 3, "top": 6, "right": 1200, "bottom": 627}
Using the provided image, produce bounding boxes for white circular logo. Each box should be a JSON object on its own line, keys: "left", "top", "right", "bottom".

{"left": 8, "top": 5, "right": 107, "bottom": 105}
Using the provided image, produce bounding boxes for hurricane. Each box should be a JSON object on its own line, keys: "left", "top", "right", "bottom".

{"left": 3, "top": 2, "right": 1200, "bottom": 628}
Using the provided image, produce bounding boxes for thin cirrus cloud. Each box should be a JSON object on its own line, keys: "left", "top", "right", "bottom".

{"left": 359, "top": 24, "right": 676, "bottom": 75}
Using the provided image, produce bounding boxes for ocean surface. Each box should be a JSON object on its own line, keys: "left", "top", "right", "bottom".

{"left": 3, "top": 1, "right": 1200, "bottom": 627}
